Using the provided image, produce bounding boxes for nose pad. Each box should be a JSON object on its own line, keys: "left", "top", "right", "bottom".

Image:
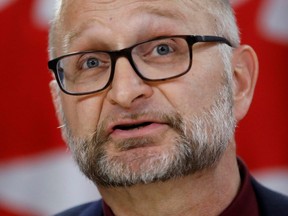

{"left": 107, "top": 57, "right": 153, "bottom": 108}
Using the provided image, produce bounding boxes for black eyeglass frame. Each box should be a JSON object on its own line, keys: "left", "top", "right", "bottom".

{"left": 48, "top": 35, "right": 232, "bottom": 96}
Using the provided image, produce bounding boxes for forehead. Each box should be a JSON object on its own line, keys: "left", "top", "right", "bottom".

{"left": 61, "top": 0, "right": 211, "bottom": 23}
{"left": 61, "top": 0, "right": 206, "bottom": 13}
{"left": 58, "top": 0, "right": 215, "bottom": 53}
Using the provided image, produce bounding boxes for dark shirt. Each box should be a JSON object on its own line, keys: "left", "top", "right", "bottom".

{"left": 220, "top": 160, "right": 259, "bottom": 216}
{"left": 103, "top": 160, "right": 259, "bottom": 216}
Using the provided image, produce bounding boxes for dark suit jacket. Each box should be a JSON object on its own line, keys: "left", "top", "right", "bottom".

{"left": 252, "top": 178, "right": 288, "bottom": 216}
{"left": 55, "top": 179, "right": 288, "bottom": 216}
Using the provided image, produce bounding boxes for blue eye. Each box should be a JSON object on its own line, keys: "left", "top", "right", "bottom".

{"left": 156, "top": 44, "right": 172, "bottom": 55}
{"left": 84, "top": 58, "right": 100, "bottom": 69}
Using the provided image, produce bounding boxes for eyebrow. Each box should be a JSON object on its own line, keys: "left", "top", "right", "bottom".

{"left": 62, "top": 4, "right": 188, "bottom": 53}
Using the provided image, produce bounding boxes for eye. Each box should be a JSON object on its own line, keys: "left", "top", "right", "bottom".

{"left": 83, "top": 57, "right": 100, "bottom": 69}
{"left": 155, "top": 44, "right": 173, "bottom": 56}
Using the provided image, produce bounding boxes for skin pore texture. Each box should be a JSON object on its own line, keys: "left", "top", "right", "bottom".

{"left": 49, "top": 0, "right": 259, "bottom": 215}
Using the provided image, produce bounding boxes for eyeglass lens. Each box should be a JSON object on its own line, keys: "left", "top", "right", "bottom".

{"left": 56, "top": 37, "right": 191, "bottom": 94}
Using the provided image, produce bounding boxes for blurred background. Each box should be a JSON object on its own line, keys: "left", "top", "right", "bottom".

{"left": 0, "top": 0, "right": 287, "bottom": 215}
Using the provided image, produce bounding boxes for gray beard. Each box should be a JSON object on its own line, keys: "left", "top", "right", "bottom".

{"left": 62, "top": 82, "right": 236, "bottom": 187}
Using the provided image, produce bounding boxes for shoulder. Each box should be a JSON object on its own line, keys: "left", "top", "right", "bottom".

{"left": 252, "top": 178, "right": 288, "bottom": 216}
{"left": 54, "top": 200, "right": 103, "bottom": 216}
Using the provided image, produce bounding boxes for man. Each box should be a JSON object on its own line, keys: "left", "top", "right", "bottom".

{"left": 47, "top": 0, "right": 288, "bottom": 215}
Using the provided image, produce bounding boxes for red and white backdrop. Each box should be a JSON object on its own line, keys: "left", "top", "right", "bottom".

{"left": 0, "top": 0, "right": 287, "bottom": 215}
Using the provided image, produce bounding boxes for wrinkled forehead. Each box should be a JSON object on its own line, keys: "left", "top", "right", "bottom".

{"left": 54, "top": 0, "right": 217, "bottom": 55}
{"left": 60, "top": 0, "right": 208, "bottom": 12}
{"left": 59, "top": 0, "right": 214, "bottom": 28}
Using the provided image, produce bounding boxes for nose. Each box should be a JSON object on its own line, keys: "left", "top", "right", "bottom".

{"left": 106, "top": 57, "right": 153, "bottom": 108}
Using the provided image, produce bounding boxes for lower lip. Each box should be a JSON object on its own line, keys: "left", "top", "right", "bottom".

{"left": 111, "top": 123, "right": 168, "bottom": 139}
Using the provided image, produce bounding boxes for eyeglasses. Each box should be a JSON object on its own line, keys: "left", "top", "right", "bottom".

{"left": 48, "top": 35, "right": 232, "bottom": 95}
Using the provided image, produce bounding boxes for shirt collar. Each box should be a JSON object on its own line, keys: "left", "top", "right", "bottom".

{"left": 220, "top": 159, "right": 259, "bottom": 216}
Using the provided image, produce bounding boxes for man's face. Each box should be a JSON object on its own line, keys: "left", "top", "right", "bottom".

{"left": 55, "top": 0, "right": 236, "bottom": 187}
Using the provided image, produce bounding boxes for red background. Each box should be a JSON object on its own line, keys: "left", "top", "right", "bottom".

{"left": 0, "top": 0, "right": 287, "bottom": 215}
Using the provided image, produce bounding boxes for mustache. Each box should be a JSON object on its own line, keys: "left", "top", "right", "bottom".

{"left": 89, "top": 110, "right": 184, "bottom": 145}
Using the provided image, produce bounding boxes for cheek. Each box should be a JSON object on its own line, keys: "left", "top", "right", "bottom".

{"left": 162, "top": 66, "right": 223, "bottom": 116}
{"left": 61, "top": 95, "right": 103, "bottom": 137}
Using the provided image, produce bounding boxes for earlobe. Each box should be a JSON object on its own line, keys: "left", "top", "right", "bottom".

{"left": 232, "top": 45, "right": 259, "bottom": 121}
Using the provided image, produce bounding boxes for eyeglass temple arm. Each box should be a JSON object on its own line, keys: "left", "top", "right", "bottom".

{"left": 194, "top": 35, "right": 233, "bottom": 47}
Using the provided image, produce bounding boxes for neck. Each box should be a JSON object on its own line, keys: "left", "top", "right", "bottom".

{"left": 97, "top": 144, "right": 240, "bottom": 216}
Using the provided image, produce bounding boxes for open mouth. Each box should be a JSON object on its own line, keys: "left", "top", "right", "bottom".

{"left": 113, "top": 122, "right": 153, "bottom": 131}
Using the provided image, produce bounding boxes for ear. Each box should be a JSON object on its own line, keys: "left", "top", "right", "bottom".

{"left": 49, "top": 80, "right": 64, "bottom": 127}
{"left": 232, "top": 45, "right": 259, "bottom": 121}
